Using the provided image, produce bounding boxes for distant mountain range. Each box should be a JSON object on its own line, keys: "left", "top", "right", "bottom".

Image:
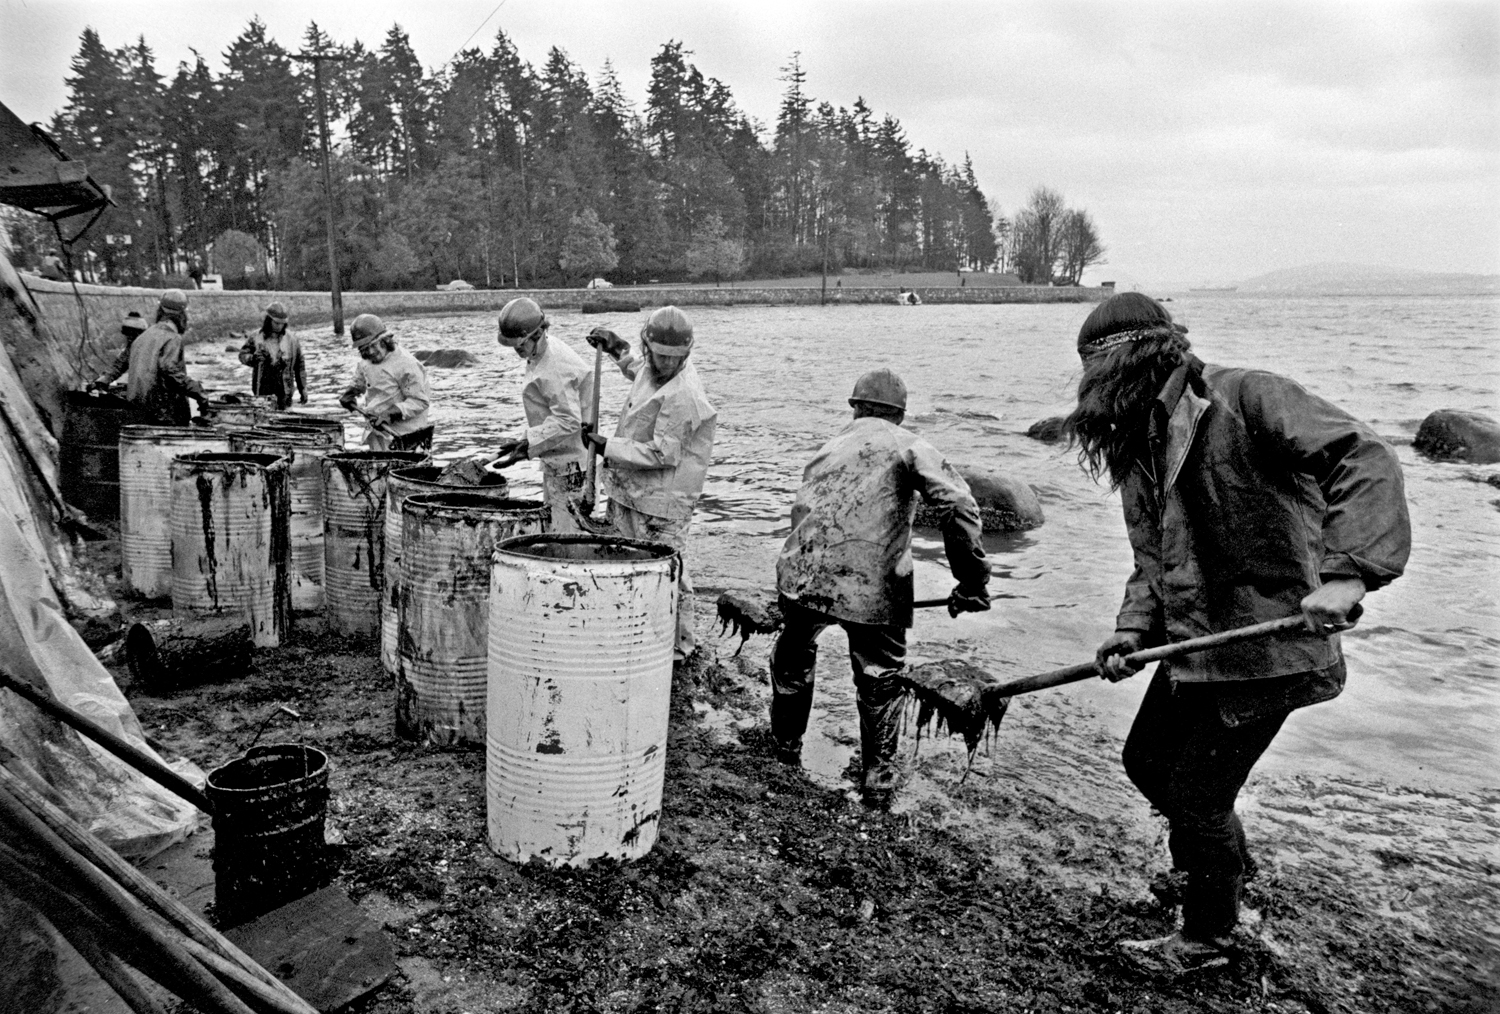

{"left": 1235, "top": 262, "right": 1500, "bottom": 296}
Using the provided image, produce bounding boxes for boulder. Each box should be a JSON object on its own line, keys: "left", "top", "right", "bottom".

{"left": 412, "top": 349, "right": 480, "bottom": 369}
{"left": 1026, "top": 416, "right": 1068, "bottom": 443}
{"left": 1413, "top": 409, "right": 1500, "bottom": 464}
{"left": 915, "top": 466, "right": 1044, "bottom": 533}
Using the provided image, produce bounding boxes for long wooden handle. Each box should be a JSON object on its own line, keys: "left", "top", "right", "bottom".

{"left": 0, "top": 668, "right": 214, "bottom": 814}
{"left": 914, "top": 597, "right": 949, "bottom": 609}
{"left": 986, "top": 615, "right": 1311, "bottom": 699}
{"left": 583, "top": 344, "right": 604, "bottom": 509}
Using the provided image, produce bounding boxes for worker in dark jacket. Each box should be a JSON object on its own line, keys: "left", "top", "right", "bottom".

{"left": 238, "top": 301, "right": 306, "bottom": 409}
{"left": 1068, "top": 292, "right": 1410, "bottom": 971}
{"left": 771, "top": 369, "right": 991, "bottom": 808}
{"left": 90, "top": 311, "right": 149, "bottom": 391}
{"left": 94, "top": 290, "right": 207, "bottom": 425}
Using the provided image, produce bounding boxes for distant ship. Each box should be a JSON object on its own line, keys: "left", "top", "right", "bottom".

{"left": 1189, "top": 285, "right": 1238, "bottom": 292}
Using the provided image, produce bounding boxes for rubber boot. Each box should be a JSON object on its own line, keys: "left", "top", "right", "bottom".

{"left": 855, "top": 668, "right": 906, "bottom": 807}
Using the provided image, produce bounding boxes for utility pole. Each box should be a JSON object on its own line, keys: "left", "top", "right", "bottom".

{"left": 294, "top": 49, "right": 347, "bottom": 334}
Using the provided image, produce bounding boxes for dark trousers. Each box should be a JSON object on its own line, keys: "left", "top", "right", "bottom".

{"left": 1122, "top": 666, "right": 1288, "bottom": 941}
{"left": 768, "top": 597, "right": 906, "bottom": 772}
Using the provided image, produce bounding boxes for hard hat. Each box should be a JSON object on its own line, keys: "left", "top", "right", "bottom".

{"left": 349, "top": 313, "right": 390, "bottom": 348}
{"left": 641, "top": 305, "right": 693, "bottom": 356}
{"left": 848, "top": 369, "right": 907, "bottom": 411}
{"left": 159, "top": 289, "right": 189, "bottom": 313}
{"left": 497, "top": 297, "right": 547, "bottom": 345}
{"left": 265, "top": 301, "right": 289, "bottom": 323}
{"left": 120, "top": 311, "right": 147, "bottom": 334}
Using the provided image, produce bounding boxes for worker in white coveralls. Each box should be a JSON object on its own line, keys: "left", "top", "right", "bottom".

{"left": 490, "top": 297, "right": 594, "bottom": 532}
{"left": 771, "top": 369, "right": 991, "bottom": 808}
{"left": 338, "top": 313, "right": 434, "bottom": 451}
{"left": 584, "top": 306, "right": 717, "bottom": 662}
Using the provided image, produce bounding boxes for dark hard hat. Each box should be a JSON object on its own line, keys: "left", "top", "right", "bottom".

{"left": 642, "top": 305, "right": 693, "bottom": 355}
{"left": 159, "top": 289, "right": 189, "bottom": 313}
{"left": 349, "top": 313, "right": 390, "bottom": 348}
{"left": 120, "top": 311, "right": 147, "bottom": 334}
{"left": 497, "top": 297, "right": 547, "bottom": 344}
{"left": 849, "top": 369, "right": 907, "bottom": 411}
{"left": 265, "top": 301, "right": 289, "bottom": 323}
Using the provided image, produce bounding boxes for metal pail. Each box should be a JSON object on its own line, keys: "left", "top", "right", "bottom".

{"left": 380, "top": 466, "right": 510, "bottom": 675}
{"left": 169, "top": 452, "right": 291, "bottom": 647}
{"left": 119, "top": 425, "right": 229, "bottom": 597}
{"left": 321, "top": 450, "right": 429, "bottom": 637}
{"left": 486, "top": 534, "right": 680, "bottom": 866}
{"left": 396, "top": 493, "right": 548, "bottom": 748}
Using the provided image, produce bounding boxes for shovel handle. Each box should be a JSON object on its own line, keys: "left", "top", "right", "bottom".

{"left": 986, "top": 614, "right": 1313, "bottom": 699}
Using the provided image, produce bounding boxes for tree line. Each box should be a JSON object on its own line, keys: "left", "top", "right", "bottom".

{"left": 7, "top": 21, "right": 1106, "bottom": 290}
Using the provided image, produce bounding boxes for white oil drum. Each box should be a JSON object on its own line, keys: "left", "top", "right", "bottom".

{"left": 230, "top": 423, "right": 343, "bottom": 611}
{"left": 119, "top": 425, "right": 229, "bottom": 598}
{"left": 397, "top": 493, "right": 548, "bottom": 748}
{"left": 380, "top": 467, "right": 509, "bottom": 675}
{"left": 321, "top": 450, "right": 429, "bottom": 637}
{"left": 169, "top": 452, "right": 290, "bottom": 648}
{"left": 486, "top": 534, "right": 680, "bottom": 866}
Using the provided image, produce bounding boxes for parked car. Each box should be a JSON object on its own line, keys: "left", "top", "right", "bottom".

{"left": 586, "top": 278, "right": 614, "bottom": 289}
{"left": 437, "top": 279, "right": 475, "bottom": 291}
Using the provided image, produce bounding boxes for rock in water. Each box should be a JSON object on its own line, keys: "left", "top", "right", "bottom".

{"left": 914, "top": 466, "right": 1044, "bottom": 532}
{"left": 1025, "top": 416, "right": 1067, "bottom": 442}
{"left": 1414, "top": 409, "right": 1500, "bottom": 464}
{"left": 413, "top": 349, "right": 480, "bottom": 369}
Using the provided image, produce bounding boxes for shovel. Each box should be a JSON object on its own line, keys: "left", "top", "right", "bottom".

{"left": 898, "top": 614, "right": 1315, "bottom": 766}
{"left": 582, "top": 342, "right": 604, "bottom": 514}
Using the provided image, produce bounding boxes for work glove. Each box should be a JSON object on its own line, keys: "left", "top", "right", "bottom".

{"left": 585, "top": 327, "right": 629, "bottom": 360}
{"left": 489, "top": 438, "right": 528, "bottom": 470}
{"left": 1095, "top": 630, "right": 1147, "bottom": 683}
{"left": 339, "top": 393, "right": 359, "bottom": 412}
{"left": 583, "top": 431, "right": 609, "bottom": 454}
{"left": 947, "top": 583, "right": 991, "bottom": 618}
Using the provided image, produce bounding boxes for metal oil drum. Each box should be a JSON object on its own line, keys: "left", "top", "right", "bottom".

{"left": 321, "top": 450, "right": 429, "bottom": 637}
{"left": 119, "top": 425, "right": 229, "bottom": 598}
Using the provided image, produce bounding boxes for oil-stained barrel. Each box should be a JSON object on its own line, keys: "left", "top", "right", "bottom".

{"left": 321, "top": 450, "right": 429, "bottom": 637}
{"left": 60, "top": 390, "right": 133, "bottom": 519}
{"left": 486, "top": 534, "right": 680, "bottom": 866}
{"left": 380, "top": 466, "right": 510, "bottom": 675}
{"left": 198, "top": 396, "right": 274, "bottom": 432}
{"left": 119, "top": 425, "right": 229, "bottom": 598}
{"left": 169, "top": 452, "right": 290, "bottom": 648}
{"left": 396, "top": 493, "right": 548, "bottom": 748}
{"left": 206, "top": 744, "right": 330, "bottom": 926}
{"left": 229, "top": 424, "right": 343, "bottom": 611}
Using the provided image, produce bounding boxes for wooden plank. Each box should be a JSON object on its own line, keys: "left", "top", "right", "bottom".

{"left": 223, "top": 887, "right": 396, "bottom": 1014}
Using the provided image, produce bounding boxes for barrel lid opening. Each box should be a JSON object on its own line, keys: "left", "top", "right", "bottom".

{"left": 206, "top": 744, "right": 328, "bottom": 791}
{"left": 174, "top": 452, "right": 285, "bottom": 467}
{"left": 403, "top": 492, "right": 546, "bottom": 513}
{"left": 328, "top": 450, "right": 430, "bottom": 463}
{"left": 391, "top": 464, "right": 508, "bottom": 488}
{"left": 496, "top": 533, "right": 677, "bottom": 562}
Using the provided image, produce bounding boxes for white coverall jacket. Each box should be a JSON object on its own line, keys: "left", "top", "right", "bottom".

{"left": 343, "top": 347, "right": 432, "bottom": 449}
{"left": 518, "top": 336, "right": 595, "bottom": 530}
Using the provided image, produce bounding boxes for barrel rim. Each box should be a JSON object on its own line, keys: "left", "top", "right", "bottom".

{"left": 120, "top": 424, "right": 227, "bottom": 441}
{"left": 206, "top": 743, "right": 329, "bottom": 794}
{"left": 169, "top": 451, "right": 286, "bottom": 470}
{"left": 325, "top": 449, "right": 431, "bottom": 465}
{"left": 402, "top": 491, "right": 547, "bottom": 517}
{"left": 494, "top": 532, "right": 679, "bottom": 563}
{"left": 388, "top": 464, "right": 509, "bottom": 491}
{"left": 233, "top": 426, "right": 344, "bottom": 447}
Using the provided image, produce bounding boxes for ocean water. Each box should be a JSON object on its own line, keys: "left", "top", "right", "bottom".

{"left": 191, "top": 293, "right": 1500, "bottom": 793}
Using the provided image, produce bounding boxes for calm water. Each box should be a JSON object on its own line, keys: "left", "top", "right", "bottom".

{"left": 192, "top": 293, "right": 1500, "bottom": 792}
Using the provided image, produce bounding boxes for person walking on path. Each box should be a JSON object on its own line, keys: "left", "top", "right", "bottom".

{"left": 89, "top": 310, "right": 149, "bottom": 392}
{"left": 490, "top": 297, "right": 594, "bottom": 532}
{"left": 338, "top": 313, "right": 433, "bottom": 451}
{"left": 770, "top": 368, "right": 991, "bottom": 809}
{"left": 584, "top": 306, "right": 716, "bottom": 662}
{"left": 238, "top": 301, "right": 306, "bottom": 410}
{"left": 92, "top": 290, "right": 208, "bottom": 425}
{"left": 1068, "top": 292, "right": 1410, "bottom": 971}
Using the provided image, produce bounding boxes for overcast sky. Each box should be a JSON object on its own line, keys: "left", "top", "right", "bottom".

{"left": 2, "top": 0, "right": 1496, "bottom": 288}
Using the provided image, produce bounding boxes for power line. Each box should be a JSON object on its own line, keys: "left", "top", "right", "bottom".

{"left": 455, "top": 0, "right": 510, "bottom": 58}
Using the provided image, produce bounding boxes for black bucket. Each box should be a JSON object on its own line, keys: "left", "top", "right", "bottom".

{"left": 205, "top": 744, "right": 330, "bottom": 926}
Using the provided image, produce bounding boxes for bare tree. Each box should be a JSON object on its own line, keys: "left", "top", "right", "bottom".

{"left": 1056, "top": 209, "right": 1106, "bottom": 285}
{"left": 1011, "top": 186, "right": 1066, "bottom": 284}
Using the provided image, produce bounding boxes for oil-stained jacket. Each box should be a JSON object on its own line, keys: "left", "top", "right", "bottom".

{"left": 777, "top": 416, "right": 988, "bottom": 628}
{"left": 124, "top": 321, "right": 205, "bottom": 426}
{"left": 602, "top": 354, "right": 716, "bottom": 521}
{"left": 1116, "top": 357, "right": 1410, "bottom": 683}
{"left": 341, "top": 346, "right": 432, "bottom": 447}
{"left": 520, "top": 336, "right": 594, "bottom": 472}
{"left": 238, "top": 329, "right": 306, "bottom": 410}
